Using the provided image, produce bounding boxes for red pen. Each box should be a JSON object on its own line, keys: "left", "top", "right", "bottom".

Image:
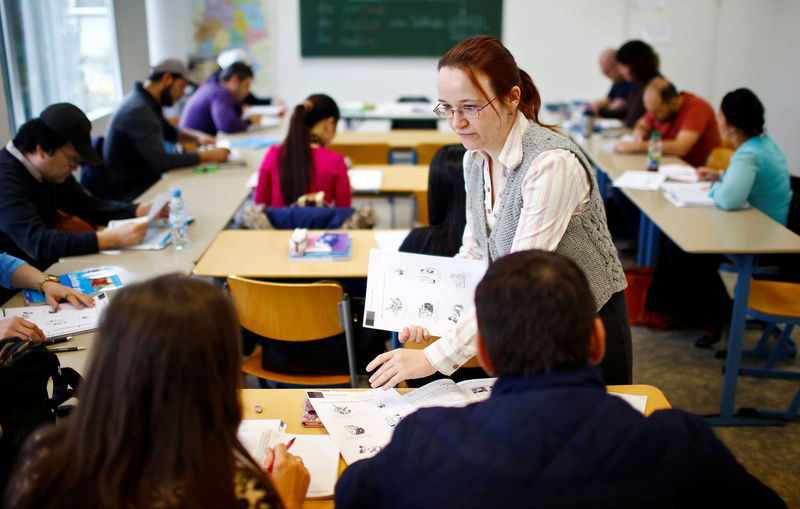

{"left": 266, "top": 437, "right": 296, "bottom": 472}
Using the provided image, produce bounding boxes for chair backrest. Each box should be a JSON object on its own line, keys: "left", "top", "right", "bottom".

{"left": 415, "top": 143, "right": 449, "bottom": 166}
{"left": 79, "top": 136, "right": 113, "bottom": 199}
{"left": 706, "top": 147, "right": 735, "bottom": 171}
{"left": 227, "top": 276, "right": 345, "bottom": 341}
{"left": 328, "top": 143, "right": 391, "bottom": 165}
{"left": 265, "top": 206, "right": 354, "bottom": 229}
{"left": 414, "top": 190, "right": 429, "bottom": 226}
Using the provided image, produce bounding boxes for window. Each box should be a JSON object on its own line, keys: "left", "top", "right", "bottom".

{"left": 0, "top": 0, "right": 122, "bottom": 128}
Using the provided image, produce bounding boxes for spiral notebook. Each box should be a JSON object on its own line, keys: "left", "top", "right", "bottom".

{"left": 0, "top": 293, "right": 110, "bottom": 340}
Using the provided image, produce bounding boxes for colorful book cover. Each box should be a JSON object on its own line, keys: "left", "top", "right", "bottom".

{"left": 301, "top": 394, "right": 325, "bottom": 428}
{"left": 290, "top": 232, "right": 352, "bottom": 261}
{"left": 23, "top": 266, "right": 124, "bottom": 304}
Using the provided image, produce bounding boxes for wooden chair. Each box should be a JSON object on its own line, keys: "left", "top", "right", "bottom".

{"left": 414, "top": 190, "right": 429, "bottom": 226}
{"left": 737, "top": 279, "right": 800, "bottom": 421}
{"left": 415, "top": 142, "right": 448, "bottom": 166}
{"left": 328, "top": 143, "right": 391, "bottom": 165}
{"left": 227, "top": 275, "right": 358, "bottom": 387}
{"left": 706, "top": 147, "right": 735, "bottom": 171}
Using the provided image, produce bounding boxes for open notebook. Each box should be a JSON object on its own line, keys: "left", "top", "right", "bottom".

{"left": 1, "top": 293, "right": 110, "bottom": 340}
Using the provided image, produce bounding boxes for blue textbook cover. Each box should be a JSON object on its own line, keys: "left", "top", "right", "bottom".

{"left": 23, "top": 266, "right": 124, "bottom": 304}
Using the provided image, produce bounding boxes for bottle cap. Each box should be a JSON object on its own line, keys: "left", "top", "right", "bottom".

{"left": 172, "top": 188, "right": 181, "bottom": 197}
{"left": 651, "top": 130, "right": 660, "bottom": 137}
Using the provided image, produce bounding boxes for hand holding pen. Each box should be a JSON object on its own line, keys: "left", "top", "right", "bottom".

{"left": 265, "top": 439, "right": 309, "bottom": 509}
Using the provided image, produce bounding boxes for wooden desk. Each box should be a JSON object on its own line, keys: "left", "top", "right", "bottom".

{"left": 332, "top": 130, "right": 459, "bottom": 149}
{"left": 350, "top": 164, "right": 428, "bottom": 195}
{"left": 580, "top": 134, "right": 800, "bottom": 425}
{"left": 192, "top": 230, "right": 383, "bottom": 279}
{"left": 240, "top": 385, "right": 671, "bottom": 508}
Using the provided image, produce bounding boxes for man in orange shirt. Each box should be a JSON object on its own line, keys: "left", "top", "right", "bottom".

{"left": 614, "top": 77, "right": 721, "bottom": 167}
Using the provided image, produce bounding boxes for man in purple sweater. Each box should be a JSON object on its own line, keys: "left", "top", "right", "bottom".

{"left": 178, "top": 62, "right": 262, "bottom": 135}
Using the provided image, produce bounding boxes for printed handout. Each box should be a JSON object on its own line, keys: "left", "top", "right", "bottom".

{"left": 363, "top": 249, "right": 488, "bottom": 337}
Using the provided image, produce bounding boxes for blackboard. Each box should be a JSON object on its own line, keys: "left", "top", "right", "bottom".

{"left": 299, "top": 0, "right": 503, "bottom": 57}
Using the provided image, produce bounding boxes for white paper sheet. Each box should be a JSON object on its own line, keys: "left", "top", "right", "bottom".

{"left": 106, "top": 217, "right": 171, "bottom": 250}
{"left": 307, "top": 389, "right": 415, "bottom": 465}
{"left": 348, "top": 170, "right": 383, "bottom": 192}
{"left": 373, "top": 230, "right": 410, "bottom": 252}
{"left": 612, "top": 170, "right": 668, "bottom": 191}
{"left": 659, "top": 163, "right": 699, "bottom": 183}
{"left": 147, "top": 191, "right": 171, "bottom": 221}
{"left": 363, "top": 249, "right": 488, "bottom": 337}
{"left": 404, "top": 378, "right": 496, "bottom": 409}
{"left": 610, "top": 392, "right": 648, "bottom": 414}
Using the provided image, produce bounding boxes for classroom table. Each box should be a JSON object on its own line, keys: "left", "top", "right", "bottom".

{"left": 349, "top": 164, "right": 428, "bottom": 227}
{"left": 580, "top": 133, "right": 800, "bottom": 425}
{"left": 339, "top": 102, "right": 441, "bottom": 129}
{"left": 331, "top": 129, "right": 460, "bottom": 149}
{"left": 192, "top": 229, "right": 385, "bottom": 279}
{"left": 240, "top": 385, "right": 671, "bottom": 508}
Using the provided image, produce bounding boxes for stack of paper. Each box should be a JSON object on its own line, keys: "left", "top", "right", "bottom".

{"left": 661, "top": 182, "right": 715, "bottom": 207}
{"left": 1, "top": 293, "right": 110, "bottom": 340}
{"left": 612, "top": 170, "right": 667, "bottom": 191}
{"left": 659, "top": 163, "right": 699, "bottom": 183}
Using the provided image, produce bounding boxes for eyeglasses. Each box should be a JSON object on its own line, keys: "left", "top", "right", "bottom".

{"left": 433, "top": 97, "right": 497, "bottom": 119}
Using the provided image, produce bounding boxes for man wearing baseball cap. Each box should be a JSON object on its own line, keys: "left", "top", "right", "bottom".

{"left": 104, "top": 58, "right": 230, "bottom": 201}
{"left": 0, "top": 103, "right": 163, "bottom": 274}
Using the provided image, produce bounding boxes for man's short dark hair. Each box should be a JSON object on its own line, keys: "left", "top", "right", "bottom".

{"left": 659, "top": 81, "right": 679, "bottom": 103}
{"left": 220, "top": 62, "right": 253, "bottom": 82}
{"left": 13, "top": 118, "right": 69, "bottom": 155}
{"left": 147, "top": 71, "right": 179, "bottom": 82}
{"left": 474, "top": 250, "right": 595, "bottom": 377}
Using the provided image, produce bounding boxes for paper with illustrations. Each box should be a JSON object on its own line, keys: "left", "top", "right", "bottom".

{"left": 404, "top": 378, "right": 496, "bottom": 409}
{"left": 363, "top": 249, "right": 488, "bottom": 337}
{"left": 307, "top": 389, "right": 415, "bottom": 465}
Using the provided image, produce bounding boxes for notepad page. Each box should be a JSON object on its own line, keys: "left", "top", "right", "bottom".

{"left": 1, "top": 293, "right": 109, "bottom": 339}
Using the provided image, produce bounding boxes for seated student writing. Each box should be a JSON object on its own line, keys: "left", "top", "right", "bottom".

{"left": 0, "top": 252, "right": 94, "bottom": 339}
{"left": 5, "top": 274, "right": 309, "bottom": 509}
{"left": 334, "top": 250, "right": 785, "bottom": 509}
{"left": 0, "top": 103, "right": 165, "bottom": 277}
{"left": 254, "top": 94, "right": 351, "bottom": 208}
{"left": 696, "top": 88, "right": 791, "bottom": 223}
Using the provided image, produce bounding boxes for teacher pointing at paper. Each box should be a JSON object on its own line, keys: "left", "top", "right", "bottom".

{"left": 367, "top": 36, "right": 632, "bottom": 387}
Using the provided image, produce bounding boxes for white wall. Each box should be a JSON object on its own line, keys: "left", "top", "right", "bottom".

{"left": 144, "top": 0, "right": 799, "bottom": 170}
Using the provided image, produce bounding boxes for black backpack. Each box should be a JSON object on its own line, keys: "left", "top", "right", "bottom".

{"left": 0, "top": 338, "right": 81, "bottom": 486}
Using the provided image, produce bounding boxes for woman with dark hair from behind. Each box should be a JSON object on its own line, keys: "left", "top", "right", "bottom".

{"left": 254, "top": 93, "right": 351, "bottom": 207}
{"left": 4, "top": 274, "right": 309, "bottom": 509}
{"left": 615, "top": 39, "right": 661, "bottom": 127}
{"left": 399, "top": 144, "right": 468, "bottom": 256}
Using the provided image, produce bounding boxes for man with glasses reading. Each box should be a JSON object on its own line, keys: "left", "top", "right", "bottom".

{"left": 0, "top": 103, "right": 163, "bottom": 282}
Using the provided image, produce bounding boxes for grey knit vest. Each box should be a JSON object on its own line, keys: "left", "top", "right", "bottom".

{"left": 466, "top": 122, "right": 627, "bottom": 311}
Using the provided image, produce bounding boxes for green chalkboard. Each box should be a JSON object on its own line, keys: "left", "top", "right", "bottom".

{"left": 300, "top": 0, "right": 503, "bottom": 57}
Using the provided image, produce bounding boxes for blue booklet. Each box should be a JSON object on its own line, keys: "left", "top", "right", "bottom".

{"left": 290, "top": 232, "right": 352, "bottom": 261}
{"left": 23, "top": 266, "right": 124, "bottom": 304}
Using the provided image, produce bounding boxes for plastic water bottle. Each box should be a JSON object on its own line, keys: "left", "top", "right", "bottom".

{"left": 646, "top": 131, "right": 662, "bottom": 172}
{"left": 169, "top": 188, "right": 190, "bottom": 250}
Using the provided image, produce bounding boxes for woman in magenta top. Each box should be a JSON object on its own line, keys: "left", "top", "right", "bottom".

{"left": 254, "top": 94, "right": 351, "bottom": 207}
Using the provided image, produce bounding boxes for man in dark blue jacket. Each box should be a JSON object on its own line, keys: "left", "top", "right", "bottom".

{"left": 334, "top": 250, "right": 785, "bottom": 508}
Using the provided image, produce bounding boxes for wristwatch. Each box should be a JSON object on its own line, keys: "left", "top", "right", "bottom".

{"left": 37, "top": 274, "right": 60, "bottom": 293}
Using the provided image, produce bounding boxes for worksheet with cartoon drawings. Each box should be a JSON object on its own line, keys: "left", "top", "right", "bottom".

{"left": 306, "top": 389, "right": 415, "bottom": 465}
{"left": 363, "top": 249, "right": 488, "bottom": 337}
